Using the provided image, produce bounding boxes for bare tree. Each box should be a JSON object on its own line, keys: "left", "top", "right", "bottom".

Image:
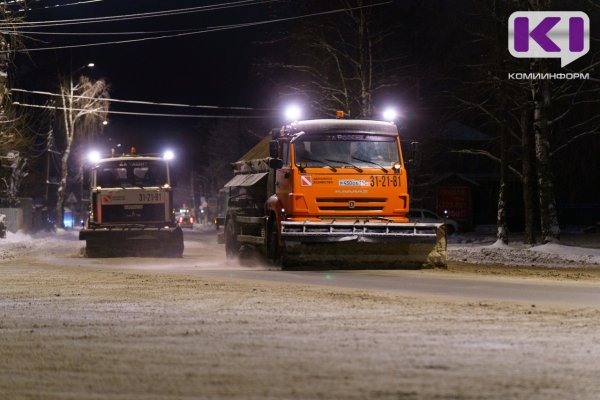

{"left": 264, "top": 0, "right": 408, "bottom": 118}
{"left": 1, "top": 151, "right": 27, "bottom": 205}
{"left": 1, "top": 2, "right": 40, "bottom": 207}
{"left": 441, "top": 0, "right": 600, "bottom": 244}
{"left": 55, "top": 76, "right": 109, "bottom": 228}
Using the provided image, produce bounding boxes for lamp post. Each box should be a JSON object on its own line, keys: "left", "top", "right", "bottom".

{"left": 193, "top": 173, "right": 210, "bottom": 225}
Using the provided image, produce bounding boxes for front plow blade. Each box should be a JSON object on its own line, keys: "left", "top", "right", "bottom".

{"left": 280, "top": 221, "right": 446, "bottom": 269}
{"left": 80, "top": 227, "right": 184, "bottom": 258}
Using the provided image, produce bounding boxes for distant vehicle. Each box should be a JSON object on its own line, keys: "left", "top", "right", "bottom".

{"left": 407, "top": 209, "right": 459, "bottom": 235}
{"left": 79, "top": 148, "right": 183, "bottom": 257}
{"left": 0, "top": 214, "right": 6, "bottom": 239}
{"left": 176, "top": 209, "right": 195, "bottom": 229}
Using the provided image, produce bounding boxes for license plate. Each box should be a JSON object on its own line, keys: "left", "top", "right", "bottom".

{"left": 138, "top": 192, "right": 163, "bottom": 203}
{"left": 369, "top": 175, "right": 401, "bottom": 187}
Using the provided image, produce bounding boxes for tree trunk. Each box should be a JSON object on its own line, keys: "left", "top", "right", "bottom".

{"left": 56, "top": 88, "right": 74, "bottom": 230}
{"left": 521, "top": 101, "right": 535, "bottom": 245}
{"left": 496, "top": 120, "right": 509, "bottom": 245}
{"left": 494, "top": 1, "right": 508, "bottom": 245}
{"left": 532, "top": 61, "right": 560, "bottom": 243}
{"left": 55, "top": 144, "right": 72, "bottom": 229}
{"left": 0, "top": 36, "right": 8, "bottom": 107}
{"left": 357, "top": 6, "right": 372, "bottom": 118}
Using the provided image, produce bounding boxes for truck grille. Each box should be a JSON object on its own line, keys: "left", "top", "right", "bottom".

{"left": 316, "top": 198, "right": 386, "bottom": 212}
{"left": 101, "top": 204, "right": 165, "bottom": 224}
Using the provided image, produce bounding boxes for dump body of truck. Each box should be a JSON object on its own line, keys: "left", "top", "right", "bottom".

{"left": 223, "top": 119, "right": 446, "bottom": 268}
{"left": 79, "top": 154, "right": 183, "bottom": 257}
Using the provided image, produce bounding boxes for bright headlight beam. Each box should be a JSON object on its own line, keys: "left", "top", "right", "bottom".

{"left": 163, "top": 150, "right": 175, "bottom": 160}
{"left": 383, "top": 108, "right": 398, "bottom": 122}
{"left": 284, "top": 105, "right": 301, "bottom": 122}
{"left": 87, "top": 150, "right": 101, "bottom": 163}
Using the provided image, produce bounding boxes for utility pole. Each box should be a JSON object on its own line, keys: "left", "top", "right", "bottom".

{"left": 190, "top": 171, "right": 196, "bottom": 216}
{"left": 45, "top": 111, "right": 56, "bottom": 204}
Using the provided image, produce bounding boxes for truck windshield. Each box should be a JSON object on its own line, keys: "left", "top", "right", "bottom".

{"left": 294, "top": 134, "right": 400, "bottom": 168}
{"left": 95, "top": 160, "right": 168, "bottom": 188}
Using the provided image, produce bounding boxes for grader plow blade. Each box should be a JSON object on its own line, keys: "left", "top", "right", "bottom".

{"left": 280, "top": 221, "right": 446, "bottom": 269}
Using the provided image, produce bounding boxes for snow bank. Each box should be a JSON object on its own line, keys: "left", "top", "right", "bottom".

{"left": 448, "top": 241, "right": 600, "bottom": 267}
{"left": 2, "top": 229, "right": 599, "bottom": 268}
{"left": 0, "top": 230, "right": 81, "bottom": 261}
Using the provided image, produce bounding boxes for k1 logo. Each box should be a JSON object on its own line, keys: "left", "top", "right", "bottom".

{"left": 508, "top": 12, "right": 589, "bottom": 67}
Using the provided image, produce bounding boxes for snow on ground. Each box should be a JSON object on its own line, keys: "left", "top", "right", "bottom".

{"left": 0, "top": 229, "right": 82, "bottom": 261}
{"left": 448, "top": 235, "right": 600, "bottom": 267}
{"left": 2, "top": 229, "right": 600, "bottom": 267}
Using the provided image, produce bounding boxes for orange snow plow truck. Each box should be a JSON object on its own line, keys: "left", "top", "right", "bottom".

{"left": 223, "top": 118, "right": 447, "bottom": 268}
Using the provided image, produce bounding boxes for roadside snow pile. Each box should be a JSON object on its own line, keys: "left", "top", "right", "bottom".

{"left": 448, "top": 242, "right": 600, "bottom": 267}
{"left": 0, "top": 230, "right": 82, "bottom": 261}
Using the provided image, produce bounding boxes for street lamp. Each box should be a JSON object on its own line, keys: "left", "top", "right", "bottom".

{"left": 72, "top": 62, "right": 95, "bottom": 75}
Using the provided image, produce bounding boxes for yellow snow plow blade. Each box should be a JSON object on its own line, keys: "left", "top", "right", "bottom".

{"left": 280, "top": 221, "right": 447, "bottom": 269}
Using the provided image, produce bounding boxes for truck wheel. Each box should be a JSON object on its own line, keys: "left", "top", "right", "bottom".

{"left": 225, "top": 219, "right": 239, "bottom": 258}
{"left": 267, "top": 218, "right": 281, "bottom": 265}
{"left": 167, "top": 228, "right": 184, "bottom": 257}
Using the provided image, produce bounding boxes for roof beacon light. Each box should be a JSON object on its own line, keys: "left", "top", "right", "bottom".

{"left": 336, "top": 110, "right": 345, "bottom": 119}
{"left": 87, "top": 150, "right": 101, "bottom": 163}
{"left": 284, "top": 105, "right": 301, "bottom": 122}
{"left": 163, "top": 150, "right": 175, "bottom": 160}
{"left": 383, "top": 107, "right": 398, "bottom": 122}
{"left": 130, "top": 147, "right": 137, "bottom": 155}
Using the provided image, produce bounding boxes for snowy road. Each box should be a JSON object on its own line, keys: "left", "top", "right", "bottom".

{"left": 3, "top": 229, "right": 600, "bottom": 399}
{"left": 143, "top": 231, "right": 600, "bottom": 307}
{"left": 197, "top": 269, "right": 600, "bottom": 307}
{"left": 5, "top": 228, "right": 600, "bottom": 308}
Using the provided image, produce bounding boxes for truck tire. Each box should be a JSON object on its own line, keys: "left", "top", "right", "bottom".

{"left": 225, "top": 219, "right": 239, "bottom": 258}
{"left": 444, "top": 224, "right": 455, "bottom": 236}
{"left": 267, "top": 217, "right": 281, "bottom": 265}
{"left": 167, "top": 227, "right": 184, "bottom": 257}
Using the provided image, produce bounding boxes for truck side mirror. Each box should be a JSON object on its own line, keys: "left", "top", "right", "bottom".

{"left": 269, "top": 158, "right": 283, "bottom": 170}
{"left": 269, "top": 140, "right": 279, "bottom": 158}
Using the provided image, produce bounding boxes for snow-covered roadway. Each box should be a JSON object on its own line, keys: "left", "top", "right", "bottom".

{"left": 3, "top": 228, "right": 600, "bottom": 399}
{"left": 2, "top": 228, "right": 600, "bottom": 307}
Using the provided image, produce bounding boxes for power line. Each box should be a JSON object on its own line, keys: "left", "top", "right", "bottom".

{"left": 12, "top": 102, "right": 275, "bottom": 119}
{"left": 19, "top": 0, "right": 103, "bottom": 12}
{"left": 2, "top": 27, "right": 200, "bottom": 36}
{"left": 10, "top": 88, "right": 276, "bottom": 111}
{"left": 0, "top": 0, "right": 270, "bottom": 28}
{"left": 2, "top": 0, "right": 103, "bottom": 16}
{"left": 28, "top": 0, "right": 103, "bottom": 11}
{"left": 3, "top": 2, "right": 392, "bottom": 53}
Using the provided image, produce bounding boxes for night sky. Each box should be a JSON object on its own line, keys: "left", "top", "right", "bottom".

{"left": 8, "top": 0, "right": 600, "bottom": 220}
{"left": 14, "top": 0, "right": 282, "bottom": 156}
